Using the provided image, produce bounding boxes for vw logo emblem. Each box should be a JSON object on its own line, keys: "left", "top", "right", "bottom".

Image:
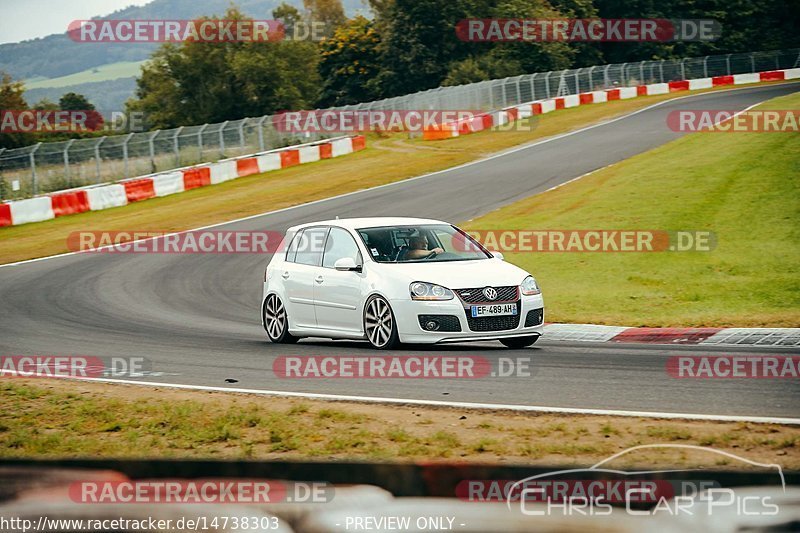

{"left": 483, "top": 287, "right": 498, "bottom": 300}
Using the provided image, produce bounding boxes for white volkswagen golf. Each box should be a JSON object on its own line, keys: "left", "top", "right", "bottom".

{"left": 261, "top": 217, "right": 544, "bottom": 349}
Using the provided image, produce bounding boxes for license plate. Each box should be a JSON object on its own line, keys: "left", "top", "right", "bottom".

{"left": 471, "top": 304, "right": 517, "bottom": 317}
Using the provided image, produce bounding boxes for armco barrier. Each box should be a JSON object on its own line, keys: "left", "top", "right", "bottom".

{"left": 422, "top": 68, "right": 797, "bottom": 141}
{"left": 0, "top": 135, "right": 365, "bottom": 227}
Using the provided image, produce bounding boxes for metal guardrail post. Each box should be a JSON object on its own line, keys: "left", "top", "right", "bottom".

{"left": 30, "top": 143, "right": 42, "bottom": 195}
{"left": 173, "top": 126, "right": 183, "bottom": 166}
{"left": 94, "top": 137, "right": 105, "bottom": 183}
{"left": 257, "top": 116, "right": 268, "bottom": 151}
{"left": 63, "top": 139, "right": 75, "bottom": 186}
{"left": 239, "top": 119, "right": 247, "bottom": 151}
{"left": 148, "top": 130, "right": 160, "bottom": 173}
{"left": 122, "top": 132, "right": 135, "bottom": 179}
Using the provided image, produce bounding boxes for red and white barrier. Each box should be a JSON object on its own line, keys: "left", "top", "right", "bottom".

{"left": 0, "top": 135, "right": 366, "bottom": 227}
{"left": 152, "top": 171, "right": 185, "bottom": 197}
{"left": 86, "top": 184, "right": 128, "bottom": 211}
{"left": 8, "top": 197, "right": 55, "bottom": 225}
{"left": 422, "top": 67, "right": 796, "bottom": 142}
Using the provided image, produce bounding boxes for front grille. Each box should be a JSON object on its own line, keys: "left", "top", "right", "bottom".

{"left": 418, "top": 315, "right": 462, "bottom": 332}
{"left": 525, "top": 308, "right": 544, "bottom": 327}
{"left": 466, "top": 313, "right": 521, "bottom": 332}
{"left": 456, "top": 285, "right": 518, "bottom": 303}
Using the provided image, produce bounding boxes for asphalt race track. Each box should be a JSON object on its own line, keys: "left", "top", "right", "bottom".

{"left": 1, "top": 83, "right": 798, "bottom": 420}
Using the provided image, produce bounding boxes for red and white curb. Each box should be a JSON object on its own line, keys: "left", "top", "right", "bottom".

{"left": 543, "top": 324, "right": 800, "bottom": 346}
{"left": 423, "top": 68, "right": 800, "bottom": 139}
{"left": 0, "top": 135, "right": 366, "bottom": 228}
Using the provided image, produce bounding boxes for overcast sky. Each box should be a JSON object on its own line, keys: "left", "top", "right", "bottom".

{"left": 0, "top": 0, "right": 151, "bottom": 44}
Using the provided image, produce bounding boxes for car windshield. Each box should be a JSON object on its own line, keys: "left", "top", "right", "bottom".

{"left": 357, "top": 224, "right": 492, "bottom": 263}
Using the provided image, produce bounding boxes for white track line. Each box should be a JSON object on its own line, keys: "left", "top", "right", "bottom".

{"left": 2, "top": 81, "right": 797, "bottom": 270}
{"left": 3, "top": 371, "right": 798, "bottom": 424}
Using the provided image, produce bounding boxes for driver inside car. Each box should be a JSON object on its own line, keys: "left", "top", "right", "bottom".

{"left": 405, "top": 235, "right": 444, "bottom": 260}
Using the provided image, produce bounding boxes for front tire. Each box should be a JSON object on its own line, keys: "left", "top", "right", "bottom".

{"left": 500, "top": 335, "right": 539, "bottom": 349}
{"left": 263, "top": 294, "right": 298, "bottom": 344}
{"left": 363, "top": 295, "right": 400, "bottom": 350}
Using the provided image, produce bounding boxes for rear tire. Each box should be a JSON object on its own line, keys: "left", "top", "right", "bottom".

{"left": 500, "top": 335, "right": 539, "bottom": 349}
{"left": 263, "top": 294, "right": 298, "bottom": 344}
{"left": 363, "top": 295, "right": 400, "bottom": 350}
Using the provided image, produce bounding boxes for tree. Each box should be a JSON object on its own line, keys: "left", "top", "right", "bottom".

{"left": 273, "top": 2, "right": 303, "bottom": 38}
{"left": 317, "top": 16, "right": 383, "bottom": 106}
{"left": 0, "top": 71, "right": 34, "bottom": 149}
{"left": 304, "top": 0, "right": 347, "bottom": 37}
{"left": 58, "top": 92, "right": 95, "bottom": 111}
{"left": 371, "top": 0, "right": 477, "bottom": 97}
{"left": 127, "top": 8, "right": 320, "bottom": 128}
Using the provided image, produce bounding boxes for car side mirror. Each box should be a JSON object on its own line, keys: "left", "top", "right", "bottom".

{"left": 492, "top": 251, "right": 504, "bottom": 260}
{"left": 334, "top": 257, "right": 362, "bottom": 272}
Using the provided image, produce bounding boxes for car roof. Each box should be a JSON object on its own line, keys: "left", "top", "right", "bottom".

{"left": 287, "top": 217, "right": 449, "bottom": 232}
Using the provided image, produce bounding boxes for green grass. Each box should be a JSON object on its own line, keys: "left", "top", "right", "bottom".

{"left": 463, "top": 92, "right": 800, "bottom": 327}
{"left": 24, "top": 61, "right": 146, "bottom": 89}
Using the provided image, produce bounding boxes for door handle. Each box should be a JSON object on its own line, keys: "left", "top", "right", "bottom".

{"left": 282, "top": 271, "right": 290, "bottom": 279}
{"left": 315, "top": 275, "right": 324, "bottom": 283}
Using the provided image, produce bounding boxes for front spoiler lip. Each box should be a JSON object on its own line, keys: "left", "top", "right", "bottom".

{"left": 434, "top": 330, "right": 542, "bottom": 344}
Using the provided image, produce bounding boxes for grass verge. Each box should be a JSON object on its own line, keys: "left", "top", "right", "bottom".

{"left": 1, "top": 379, "right": 798, "bottom": 469}
{"left": 0, "top": 84, "right": 771, "bottom": 266}
{"left": 464, "top": 91, "right": 800, "bottom": 327}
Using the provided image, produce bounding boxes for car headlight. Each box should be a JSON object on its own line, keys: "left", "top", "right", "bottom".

{"left": 410, "top": 282, "right": 454, "bottom": 301}
{"left": 521, "top": 275, "right": 541, "bottom": 296}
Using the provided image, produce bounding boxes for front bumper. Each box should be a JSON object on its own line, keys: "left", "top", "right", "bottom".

{"left": 390, "top": 293, "right": 544, "bottom": 344}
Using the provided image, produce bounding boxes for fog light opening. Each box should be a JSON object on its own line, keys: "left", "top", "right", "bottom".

{"left": 425, "top": 320, "right": 440, "bottom": 331}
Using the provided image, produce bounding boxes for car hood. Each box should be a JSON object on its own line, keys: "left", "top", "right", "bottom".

{"left": 373, "top": 258, "right": 530, "bottom": 289}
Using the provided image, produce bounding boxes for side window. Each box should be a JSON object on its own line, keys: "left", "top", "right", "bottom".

{"left": 294, "top": 227, "right": 328, "bottom": 266}
{"left": 322, "top": 227, "right": 362, "bottom": 268}
{"left": 285, "top": 230, "right": 303, "bottom": 263}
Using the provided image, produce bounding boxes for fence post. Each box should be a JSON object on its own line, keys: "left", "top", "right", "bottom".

{"left": 574, "top": 69, "right": 580, "bottom": 93}
{"left": 239, "top": 119, "right": 247, "bottom": 151}
{"left": 148, "top": 130, "right": 160, "bottom": 173}
{"left": 587, "top": 66, "right": 595, "bottom": 91}
{"left": 197, "top": 124, "right": 208, "bottom": 160}
{"left": 30, "top": 143, "right": 42, "bottom": 195}
{"left": 122, "top": 132, "right": 135, "bottom": 179}
{"left": 173, "top": 126, "right": 183, "bottom": 166}
{"left": 680, "top": 59, "right": 686, "bottom": 80}
{"left": 515, "top": 77, "right": 522, "bottom": 105}
{"left": 750, "top": 53, "right": 755, "bottom": 72}
{"left": 63, "top": 139, "right": 75, "bottom": 187}
{"left": 219, "top": 121, "right": 229, "bottom": 157}
{"left": 257, "top": 116, "right": 268, "bottom": 151}
{"left": 703, "top": 56, "right": 708, "bottom": 78}
{"left": 726, "top": 54, "right": 731, "bottom": 75}
{"left": 94, "top": 137, "right": 105, "bottom": 183}
{"left": 529, "top": 74, "right": 536, "bottom": 101}
{"left": 658, "top": 60, "right": 664, "bottom": 83}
